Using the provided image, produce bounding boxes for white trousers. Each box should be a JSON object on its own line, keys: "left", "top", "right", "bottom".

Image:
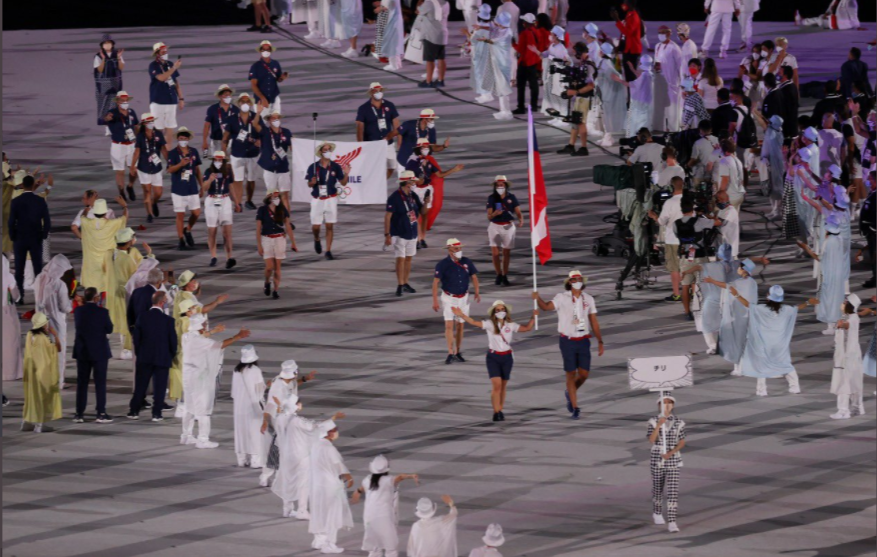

{"left": 738, "top": 11, "right": 755, "bottom": 46}
{"left": 837, "top": 393, "right": 864, "bottom": 413}
{"left": 702, "top": 12, "right": 733, "bottom": 53}
{"left": 702, "top": 332, "right": 717, "bottom": 352}
{"left": 182, "top": 412, "right": 211, "bottom": 441}
{"left": 756, "top": 371, "right": 800, "bottom": 395}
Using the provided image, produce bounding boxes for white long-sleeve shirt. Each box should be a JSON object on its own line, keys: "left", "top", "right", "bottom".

{"left": 705, "top": 0, "right": 741, "bottom": 13}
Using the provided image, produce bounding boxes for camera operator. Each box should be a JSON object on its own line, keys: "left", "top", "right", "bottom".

{"left": 687, "top": 120, "right": 718, "bottom": 188}
{"left": 673, "top": 198, "right": 718, "bottom": 319}
{"left": 627, "top": 128, "right": 664, "bottom": 170}
{"left": 648, "top": 176, "right": 685, "bottom": 302}
{"left": 555, "top": 42, "right": 596, "bottom": 157}
{"left": 715, "top": 190, "right": 740, "bottom": 257}
{"left": 534, "top": 26, "right": 572, "bottom": 128}
{"left": 657, "top": 146, "right": 685, "bottom": 188}
{"left": 717, "top": 138, "right": 745, "bottom": 212}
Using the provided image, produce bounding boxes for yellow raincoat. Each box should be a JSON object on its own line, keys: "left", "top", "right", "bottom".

{"left": 169, "top": 290, "right": 199, "bottom": 401}
{"left": 79, "top": 216, "right": 127, "bottom": 292}
{"left": 22, "top": 331, "right": 62, "bottom": 424}
{"left": 103, "top": 247, "right": 145, "bottom": 350}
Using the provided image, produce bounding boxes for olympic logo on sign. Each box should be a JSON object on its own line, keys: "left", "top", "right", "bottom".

{"left": 334, "top": 147, "right": 361, "bottom": 201}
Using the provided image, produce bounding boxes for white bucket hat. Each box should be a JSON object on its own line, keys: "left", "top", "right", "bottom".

{"left": 369, "top": 454, "right": 390, "bottom": 475}
{"left": 92, "top": 199, "right": 109, "bottom": 214}
{"left": 318, "top": 419, "right": 337, "bottom": 439}
{"left": 279, "top": 360, "right": 299, "bottom": 379}
{"left": 415, "top": 497, "right": 436, "bottom": 519}
{"left": 188, "top": 313, "right": 208, "bottom": 332}
{"left": 315, "top": 141, "right": 337, "bottom": 157}
{"left": 240, "top": 344, "right": 258, "bottom": 364}
{"left": 482, "top": 523, "right": 505, "bottom": 547}
{"left": 115, "top": 227, "right": 135, "bottom": 244}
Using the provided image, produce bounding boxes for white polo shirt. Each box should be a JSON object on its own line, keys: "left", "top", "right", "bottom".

{"left": 73, "top": 207, "right": 116, "bottom": 227}
{"left": 481, "top": 320, "right": 520, "bottom": 352}
{"left": 552, "top": 291, "right": 597, "bottom": 337}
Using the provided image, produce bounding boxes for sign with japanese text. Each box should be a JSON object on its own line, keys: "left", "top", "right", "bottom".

{"left": 628, "top": 356, "right": 693, "bottom": 391}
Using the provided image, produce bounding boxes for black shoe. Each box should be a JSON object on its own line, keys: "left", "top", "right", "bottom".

{"left": 435, "top": 80, "right": 445, "bottom": 87}
{"left": 96, "top": 413, "right": 114, "bottom": 424}
{"left": 325, "top": 251, "right": 334, "bottom": 260}
{"left": 315, "top": 240, "right": 323, "bottom": 254}
{"left": 14, "top": 295, "right": 23, "bottom": 306}
{"left": 511, "top": 107, "right": 527, "bottom": 115}
{"left": 245, "top": 200, "right": 257, "bottom": 210}
{"left": 863, "top": 278, "right": 876, "bottom": 288}
{"left": 417, "top": 81, "right": 434, "bottom": 88}
{"left": 184, "top": 228, "right": 195, "bottom": 247}
{"left": 151, "top": 416, "right": 164, "bottom": 422}
{"left": 445, "top": 354, "right": 455, "bottom": 365}
{"left": 565, "top": 390, "right": 573, "bottom": 413}
{"left": 147, "top": 214, "right": 154, "bottom": 224}
{"left": 454, "top": 352, "right": 466, "bottom": 363}
{"left": 2, "top": 395, "right": 8, "bottom": 407}
{"left": 498, "top": 410, "right": 505, "bottom": 421}
{"left": 420, "top": 239, "right": 427, "bottom": 248}
{"left": 226, "top": 258, "right": 237, "bottom": 269}
{"left": 685, "top": 312, "right": 694, "bottom": 321}
{"left": 571, "top": 407, "right": 581, "bottom": 420}
{"left": 126, "top": 185, "right": 136, "bottom": 201}
{"left": 492, "top": 412, "right": 501, "bottom": 422}
{"left": 556, "top": 144, "right": 575, "bottom": 155}
{"left": 396, "top": 285, "right": 403, "bottom": 297}
{"left": 178, "top": 238, "right": 191, "bottom": 251}
{"left": 272, "top": 290, "right": 279, "bottom": 299}
{"left": 501, "top": 275, "right": 511, "bottom": 287}
{"left": 664, "top": 294, "right": 681, "bottom": 302}
{"left": 416, "top": 240, "right": 423, "bottom": 250}
{"left": 402, "top": 283, "right": 416, "bottom": 293}
{"left": 209, "top": 257, "right": 218, "bottom": 267}
{"left": 247, "top": 24, "right": 261, "bottom": 31}
{"left": 495, "top": 274, "right": 503, "bottom": 285}
{"left": 261, "top": 25, "right": 272, "bottom": 33}
{"left": 126, "top": 412, "right": 139, "bottom": 420}
{"left": 161, "top": 403, "right": 174, "bottom": 411}
{"left": 572, "top": 147, "right": 589, "bottom": 157}
{"left": 264, "top": 282, "right": 272, "bottom": 296}
{"left": 153, "top": 203, "right": 160, "bottom": 218}
{"left": 72, "top": 414, "right": 85, "bottom": 423}
{"left": 141, "top": 400, "right": 152, "bottom": 410}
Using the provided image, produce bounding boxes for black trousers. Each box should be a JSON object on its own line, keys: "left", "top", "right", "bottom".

{"left": 867, "top": 231, "right": 876, "bottom": 281}
{"left": 75, "top": 358, "right": 109, "bottom": 416}
{"left": 622, "top": 53, "right": 640, "bottom": 83}
{"left": 516, "top": 64, "right": 540, "bottom": 110}
{"left": 130, "top": 363, "right": 168, "bottom": 418}
{"left": 13, "top": 239, "right": 43, "bottom": 295}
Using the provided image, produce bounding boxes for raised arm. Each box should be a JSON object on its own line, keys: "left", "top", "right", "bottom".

{"left": 532, "top": 290, "right": 555, "bottom": 311}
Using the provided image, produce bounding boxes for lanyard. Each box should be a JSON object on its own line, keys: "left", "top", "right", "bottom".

{"left": 496, "top": 322, "right": 512, "bottom": 348}
{"left": 450, "top": 256, "right": 467, "bottom": 271}
{"left": 572, "top": 293, "right": 585, "bottom": 322}
{"left": 400, "top": 190, "right": 413, "bottom": 213}
{"left": 237, "top": 116, "right": 252, "bottom": 137}
{"left": 270, "top": 129, "right": 286, "bottom": 152}
{"left": 176, "top": 147, "right": 193, "bottom": 170}
{"left": 261, "top": 60, "right": 278, "bottom": 79}
{"left": 315, "top": 164, "right": 332, "bottom": 185}
{"left": 211, "top": 172, "right": 229, "bottom": 194}
{"left": 144, "top": 132, "right": 158, "bottom": 155}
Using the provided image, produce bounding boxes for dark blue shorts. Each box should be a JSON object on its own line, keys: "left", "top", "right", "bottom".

{"left": 559, "top": 336, "right": 591, "bottom": 373}
{"left": 486, "top": 352, "right": 514, "bottom": 380}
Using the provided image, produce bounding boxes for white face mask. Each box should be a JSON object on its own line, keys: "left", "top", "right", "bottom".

{"left": 426, "top": 121, "right": 435, "bottom": 129}
{"left": 120, "top": 103, "right": 130, "bottom": 110}
{"left": 496, "top": 187, "right": 506, "bottom": 195}
{"left": 221, "top": 96, "right": 231, "bottom": 104}
{"left": 178, "top": 140, "right": 189, "bottom": 148}
{"left": 494, "top": 311, "right": 507, "bottom": 320}
{"left": 160, "top": 53, "right": 169, "bottom": 61}
{"left": 751, "top": 51, "right": 760, "bottom": 60}
{"left": 145, "top": 123, "right": 155, "bottom": 130}
{"left": 776, "top": 46, "right": 784, "bottom": 53}
{"left": 261, "top": 50, "right": 271, "bottom": 58}
{"left": 658, "top": 34, "right": 668, "bottom": 43}
{"left": 373, "top": 92, "right": 384, "bottom": 101}
{"left": 420, "top": 148, "right": 430, "bottom": 156}
{"left": 271, "top": 120, "right": 281, "bottom": 128}
{"left": 213, "top": 161, "right": 222, "bottom": 169}
{"left": 240, "top": 103, "right": 251, "bottom": 113}
{"left": 321, "top": 150, "right": 333, "bottom": 159}
{"left": 271, "top": 197, "right": 281, "bottom": 206}
{"left": 452, "top": 250, "right": 463, "bottom": 259}
{"left": 761, "top": 50, "right": 769, "bottom": 58}
{"left": 571, "top": 282, "right": 584, "bottom": 290}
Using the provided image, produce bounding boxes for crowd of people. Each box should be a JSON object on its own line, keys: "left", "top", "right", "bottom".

{"left": 3, "top": 0, "right": 877, "bottom": 553}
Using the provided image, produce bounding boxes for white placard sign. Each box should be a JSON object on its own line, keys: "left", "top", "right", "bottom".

{"left": 628, "top": 356, "right": 693, "bottom": 391}
{"left": 291, "top": 138, "right": 388, "bottom": 205}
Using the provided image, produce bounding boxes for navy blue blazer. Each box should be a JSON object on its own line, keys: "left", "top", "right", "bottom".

{"left": 132, "top": 308, "right": 177, "bottom": 368}
{"left": 8, "top": 191, "right": 51, "bottom": 242}
{"left": 72, "top": 303, "right": 113, "bottom": 361}
{"left": 127, "top": 284, "right": 157, "bottom": 331}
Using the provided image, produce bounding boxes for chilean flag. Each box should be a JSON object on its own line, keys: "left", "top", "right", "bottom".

{"left": 528, "top": 108, "right": 552, "bottom": 264}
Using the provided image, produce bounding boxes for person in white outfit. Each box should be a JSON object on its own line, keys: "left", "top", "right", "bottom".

{"left": 337, "top": 0, "right": 363, "bottom": 58}
{"left": 181, "top": 313, "right": 250, "bottom": 448}
{"left": 318, "top": 0, "right": 342, "bottom": 49}
{"left": 407, "top": 495, "right": 458, "bottom": 557}
{"left": 231, "top": 344, "right": 266, "bottom": 468}
{"left": 350, "top": 455, "right": 420, "bottom": 557}
{"left": 295, "top": 0, "right": 322, "bottom": 40}
{"left": 309, "top": 421, "right": 355, "bottom": 554}
{"left": 480, "top": 12, "right": 515, "bottom": 120}
{"left": 702, "top": 0, "right": 741, "bottom": 59}
{"left": 468, "top": 523, "right": 505, "bottom": 557}
{"left": 737, "top": 0, "right": 760, "bottom": 51}
{"left": 653, "top": 25, "right": 684, "bottom": 132}
{"left": 676, "top": 23, "right": 698, "bottom": 68}
{"left": 535, "top": 25, "right": 572, "bottom": 125}
{"left": 830, "top": 294, "right": 865, "bottom": 419}
{"left": 32, "top": 254, "right": 73, "bottom": 389}
{"left": 802, "top": 0, "right": 860, "bottom": 30}
{"left": 496, "top": 0, "right": 519, "bottom": 41}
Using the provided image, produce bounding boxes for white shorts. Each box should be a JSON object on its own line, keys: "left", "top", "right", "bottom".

{"left": 414, "top": 185, "right": 434, "bottom": 209}
{"left": 441, "top": 292, "right": 470, "bottom": 323}
{"left": 137, "top": 170, "right": 163, "bottom": 187}
{"left": 385, "top": 143, "right": 397, "bottom": 170}
{"left": 205, "top": 195, "right": 233, "bottom": 227}
{"left": 262, "top": 235, "right": 287, "bottom": 260}
{"left": 149, "top": 103, "right": 178, "bottom": 130}
{"left": 267, "top": 97, "right": 281, "bottom": 117}
{"left": 110, "top": 142, "right": 135, "bottom": 171}
{"left": 392, "top": 236, "right": 417, "bottom": 258}
{"left": 172, "top": 193, "right": 201, "bottom": 213}
{"left": 231, "top": 155, "right": 258, "bottom": 182}
{"left": 310, "top": 196, "right": 338, "bottom": 225}
{"left": 264, "top": 169, "right": 291, "bottom": 192}
{"left": 488, "top": 221, "right": 516, "bottom": 249}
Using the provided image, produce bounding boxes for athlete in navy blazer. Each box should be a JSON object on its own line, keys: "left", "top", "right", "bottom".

{"left": 72, "top": 288, "right": 114, "bottom": 421}
{"left": 130, "top": 291, "right": 177, "bottom": 420}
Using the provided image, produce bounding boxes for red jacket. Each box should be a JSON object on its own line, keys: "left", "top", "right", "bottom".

{"left": 514, "top": 27, "right": 542, "bottom": 67}
{"left": 615, "top": 10, "right": 642, "bottom": 55}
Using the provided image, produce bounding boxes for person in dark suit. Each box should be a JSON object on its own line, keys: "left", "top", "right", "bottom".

{"left": 811, "top": 80, "right": 844, "bottom": 132}
{"left": 129, "top": 290, "right": 177, "bottom": 421}
{"left": 8, "top": 175, "right": 51, "bottom": 300}
{"left": 127, "top": 267, "right": 166, "bottom": 411}
{"left": 710, "top": 88, "right": 735, "bottom": 140}
{"left": 72, "top": 287, "right": 114, "bottom": 423}
{"left": 760, "top": 73, "right": 783, "bottom": 127}
{"left": 777, "top": 66, "right": 799, "bottom": 139}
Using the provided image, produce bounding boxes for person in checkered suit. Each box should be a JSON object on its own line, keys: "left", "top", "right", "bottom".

{"left": 647, "top": 394, "right": 686, "bottom": 533}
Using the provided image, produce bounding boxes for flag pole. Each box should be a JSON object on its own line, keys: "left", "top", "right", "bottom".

{"left": 527, "top": 107, "right": 539, "bottom": 331}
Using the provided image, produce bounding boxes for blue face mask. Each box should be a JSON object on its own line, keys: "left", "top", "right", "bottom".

{"left": 717, "top": 201, "right": 729, "bottom": 209}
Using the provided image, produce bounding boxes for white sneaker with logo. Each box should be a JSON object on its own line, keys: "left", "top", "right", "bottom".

{"left": 195, "top": 439, "right": 219, "bottom": 449}
{"left": 653, "top": 513, "right": 666, "bottom": 525}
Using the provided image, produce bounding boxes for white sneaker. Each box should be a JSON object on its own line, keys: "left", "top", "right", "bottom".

{"left": 195, "top": 439, "right": 219, "bottom": 449}
{"left": 120, "top": 349, "right": 133, "bottom": 360}
{"left": 383, "top": 64, "right": 397, "bottom": 71}
{"left": 320, "top": 39, "right": 332, "bottom": 47}
{"left": 282, "top": 504, "right": 293, "bottom": 518}
{"left": 822, "top": 327, "right": 836, "bottom": 336}
{"left": 653, "top": 513, "right": 666, "bottom": 525}
{"left": 493, "top": 111, "right": 514, "bottom": 120}
{"left": 180, "top": 434, "right": 195, "bottom": 445}
{"left": 330, "top": 40, "right": 342, "bottom": 49}
{"left": 719, "top": 50, "right": 727, "bottom": 59}
{"left": 34, "top": 423, "right": 43, "bottom": 433}
{"left": 668, "top": 522, "right": 680, "bottom": 533}
{"left": 706, "top": 348, "right": 717, "bottom": 355}
{"left": 174, "top": 404, "right": 185, "bottom": 418}
{"left": 320, "top": 543, "right": 344, "bottom": 554}
{"left": 259, "top": 474, "right": 271, "bottom": 487}
{"left": 304, "top": 31, "right": 322, "bottom": 40}
{"left": 295, "top": 509, "right": 311, "bottom": 520}
{"left": 250, "top": 457, "right": 263, "bottom": 468}
{"left": 236, "top": 455, "right": 249, "bottom": 467}
{"left": 756, "top": 389, "right": 768, "bottom": 397}
{"left": 830, "top": 411, "right": 851, "bottom": 420}
{"left": 312, "top": 536, "right": 327, "bottom": 550}
{"left": 599, "top": 134, "right": 614, "bottom": 147}
{"left": 341, "top": 48, "right": 358, "bottom": 59}
{"left": 788, "top": 386, "right": 801, "bottom": 394}
{"left": 237, "top": 0, "right": 249, "bottom": 8}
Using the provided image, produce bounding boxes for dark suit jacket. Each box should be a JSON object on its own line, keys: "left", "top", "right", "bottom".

{"left": 72, "top": 303, "right": 113, "bottom": 361}
{"left": 778, "top": 81, "right": 799, "bottom": 138}
{"left": 840, "top": 59, "right": 873, "bottom": 99}
{"left": 8, "top": 191, "right": 51, "bottom": 242}
{"left": 811, "top": 94, "right": 844, "bottom": 132}
{"left": 710, "top": 103, "right": 736, "bottom": 139}
{"left": 132, "top": 308, "right": 177, "bottom": 368}
{"left": 127, "top": 284, "right": 157, "bottom": 331}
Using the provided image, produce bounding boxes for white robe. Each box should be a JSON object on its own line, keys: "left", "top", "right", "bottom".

{"left": 32, "top": 254, "right": 72, "bottom": 385}
{"left": 336, "top": 0, "right": 363, "bottom": 39}
{"left": 816, "top": 233, "right": 848, "bottom": 324}
{"left": 482, "top": 26, "right": 513, "bottom": 98}
{"left": 626, "top": 70, "right": 653, "bottom": 137}
{"left": 470, "top": 26, "right": 491, "bottom": 96}
{"left": 720, "top": 275, "right": 756, "bottom": 364}
{"left": 832, "top": 313, "right": 863, "bottom": 396}
{"left": 232, "top": 364, "right": 266, "bottom": 458}
{"left": 2, "top": 256, "right": 23, "bottom": 381}
{"left": 308, "top": 438, "right": 354, "bottom": 535}
{"left": 718, "top": 206, "right": 740, "bottom": 258}
{"left": 597, "top": 58, "right": 626, "bottom": 137}
{"left": 379, "top": 0, "right": 405, "bottom": 58}
{"left": 700, "top": 260, "right": 734, "bottom": 334}
{"left": 654, "top": 41, "right": 683, "bottom": 131}
{"left": 407, "top": 507, "right": 458, "bottom": 557}
{"left": 457, "top": 0, "right": 482, "bottom": 32}
{"left": 317, "top": 0, "right": 338, "bottom": 39}
{"left": 741, "top": 304, "right": 798, "bottom": 378}
{"left": 271, "top": 382, "right": 323, "bottom": 507}
{"left": 181, "top": 332, "right": 223, "bottom": 416}
{"left": 361, "top": 474, "right": 399, "bottom": 551}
